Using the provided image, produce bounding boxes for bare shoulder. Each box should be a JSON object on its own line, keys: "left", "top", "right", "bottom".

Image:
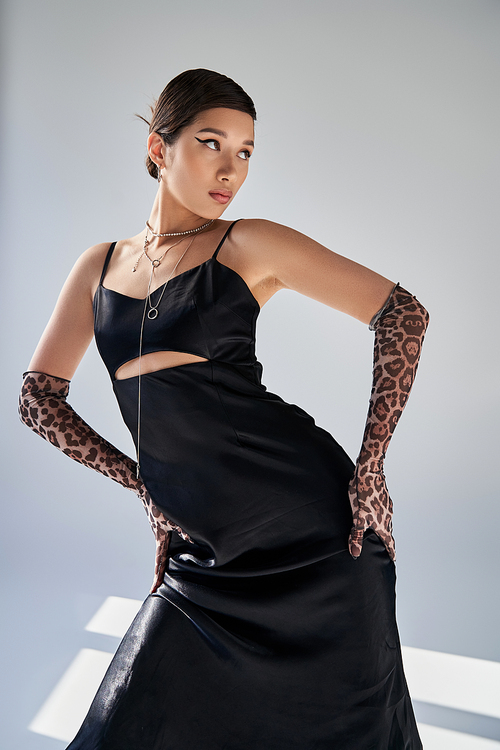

{"left": 231, "top": 218, "right": 297, "bottom": 245}
{"left": 231, "top": 218, "right": 317, "bottom": 258}
{"left": 68, "top": 241, "right": 115, "bottom": 298}
{"left": 75, "top": 240, "right": 114, "bottom": 275}
{"left": 229, "top": 218, "right": 394, "bottom": 323}
{"left": 228, "top": 218, "right": 302, "bottom": 270}
{"left": 229, "top": 218, "right": 339, "bottom": 286}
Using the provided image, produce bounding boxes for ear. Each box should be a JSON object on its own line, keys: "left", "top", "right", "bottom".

{"left": 147, "top": 132, "right": 166, "bottom": 169}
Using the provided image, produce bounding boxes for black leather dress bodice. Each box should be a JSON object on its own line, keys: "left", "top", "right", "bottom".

{"left": 93, "top": 221, "right": 260, "bottom": 380}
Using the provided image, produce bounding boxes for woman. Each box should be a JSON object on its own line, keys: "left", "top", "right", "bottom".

{"left": 20, "top": 69, "right": 428, "bottom": 749}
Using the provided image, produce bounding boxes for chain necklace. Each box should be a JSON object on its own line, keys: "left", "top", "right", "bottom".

{"left": 145, "top": 235, "right": 196, "bottom": 320}
{"left": 132, "top": 232, "right": 180, "bottom": 273}
{"left": 146, "top": 218, "right": 213, "bottom": 237}
{"left": 132, "top": 219, "right": 214, "bottom": 272}
{"left": 135, "top": 232, "right": 199, "bottom": 478}
{"left": 132, "top": 232, "right": 182, "bottom": 273}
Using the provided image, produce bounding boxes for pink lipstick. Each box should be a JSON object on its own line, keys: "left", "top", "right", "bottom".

{"left": 209, "top": 190, "right": 232, "bottom": 205}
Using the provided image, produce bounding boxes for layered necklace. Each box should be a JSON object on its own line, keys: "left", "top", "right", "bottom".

{"left": 134, "top": 219, "right": 214, "bottom": 318}
{"left": 132, "top": 219, "right": 214, "bottom": 272}
{"left": 135, "top": 218, "right": 214, "bottom": 477}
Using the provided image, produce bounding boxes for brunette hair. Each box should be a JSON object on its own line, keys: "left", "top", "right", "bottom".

{"left": 138, "top": 68, "right": 257, "bottom": 180}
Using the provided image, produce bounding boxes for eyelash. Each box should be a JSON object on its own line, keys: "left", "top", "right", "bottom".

{"left": 195, "top": 137, "right": 251, "bottom": 161}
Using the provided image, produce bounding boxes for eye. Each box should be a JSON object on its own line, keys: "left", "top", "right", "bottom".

{"left": 238, "top": 149, "right": 252, "bottom": 161}
{"left": 195, "top": 137, "right": 219, "bottom": 151}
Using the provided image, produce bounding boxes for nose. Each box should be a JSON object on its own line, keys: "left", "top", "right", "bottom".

{"left": 216, "top": 155, "right": 237, "bottom": 183}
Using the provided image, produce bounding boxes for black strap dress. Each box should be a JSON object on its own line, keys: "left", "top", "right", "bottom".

{"left": 68, "top": 221, "right": 422, "bottom": 749}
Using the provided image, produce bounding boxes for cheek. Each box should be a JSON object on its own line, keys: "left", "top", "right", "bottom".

{"left": 170, "top": 155, "right": 205, "bottom": 194}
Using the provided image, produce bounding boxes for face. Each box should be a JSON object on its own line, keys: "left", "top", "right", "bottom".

{"left": 152, "top": 108, "right": 255, "bottom": 220}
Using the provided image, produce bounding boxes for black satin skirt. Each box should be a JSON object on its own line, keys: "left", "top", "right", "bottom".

{"left": 67, "top": 361, "right": 422, "bottom": 749}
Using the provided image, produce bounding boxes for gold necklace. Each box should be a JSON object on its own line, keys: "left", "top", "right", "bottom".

{"left": 135, "top": 234, "right": 197, "bottom": 478}
{"left": 132, "top": 219, "right": 214, "bottom": 272}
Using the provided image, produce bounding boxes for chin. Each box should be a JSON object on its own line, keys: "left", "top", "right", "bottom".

{"left": 205, "top": 205, "right": 231, "bottom": 221}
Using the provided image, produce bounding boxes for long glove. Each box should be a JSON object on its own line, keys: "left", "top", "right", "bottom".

{"left": 348, "top": 285, "right": 429, "bottom": 560}
{"left": 19, "top": 371, "right": 192, "bottom": 592}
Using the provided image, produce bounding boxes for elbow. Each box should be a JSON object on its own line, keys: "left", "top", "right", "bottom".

{"left": 18, "top": 370, "right": 70, "bottom": 435}
{"left": 18, "top": 387, "right": 34, "bottom": 431}
{"left": 414, "top": 297, "right": 430, "bottom": 337}
{"left": 18, "top": 372, "right": 41, "bottom": 432}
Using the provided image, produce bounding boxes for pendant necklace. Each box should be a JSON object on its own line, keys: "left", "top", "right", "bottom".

{"left": 132, "top": 219, "right": 214, "bottom": 272}
{"left": 144, "top": 234, "right": 196, "bottom": 319}
{"left": 135, "top": 230, "right": 200, "bottom": 478}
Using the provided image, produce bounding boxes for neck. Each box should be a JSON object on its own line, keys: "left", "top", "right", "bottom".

{"left": 147, "top": 187, "right": 208, "bottom": 236}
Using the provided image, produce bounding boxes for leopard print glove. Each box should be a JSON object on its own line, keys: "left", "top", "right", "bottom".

{"left": 348, "top": 285, "right": 429, "bottom": 561}
{"left": 19, "top": 371, "right": 191, "bottom": 590}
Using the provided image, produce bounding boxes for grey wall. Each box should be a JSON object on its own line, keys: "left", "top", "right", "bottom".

{"left": 1, "top": 0, "right": 499, "bottom": 746}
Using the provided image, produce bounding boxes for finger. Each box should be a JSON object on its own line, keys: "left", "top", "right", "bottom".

{"left": 152, "top": 552, "right": 168, "bottom": 590}
{"left": 348, "top": 544, "right": 361, "bottom": 559}
{"left": 150, "top": 560, "right": 166, "bottom": 594}
{"left": 348, "top": 529, "right": 364, "bottom": 559}
{"left": 150, "top": 574, "right": 162, "bottom": 594}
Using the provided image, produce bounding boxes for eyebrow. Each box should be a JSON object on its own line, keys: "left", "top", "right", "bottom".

{"left": 196, "top": 127, "right": 254, "bottom": 147}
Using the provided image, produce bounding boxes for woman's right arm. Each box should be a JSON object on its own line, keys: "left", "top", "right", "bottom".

{"left": 20, "top": 244, "right": 150, "bottom": 511}
{"left": 27, "top": 242, "right": 108, "bottom": 379}
{"left": 20, "top": 244, "right": 191, "bottom": 592}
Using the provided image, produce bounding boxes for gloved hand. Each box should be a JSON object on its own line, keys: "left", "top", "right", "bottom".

{"left": 348, "top": 285, "right": 429, "bottom": 560}
{"left": 19, "top": 371, "right": 192, "bottom": 590}
{"left": 141, "top": 488, "right": 176, "bottom": 593}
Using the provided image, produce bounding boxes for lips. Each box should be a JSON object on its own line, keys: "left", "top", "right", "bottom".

{"left": 209, "top": 190, "right": 232, "bottom": 205}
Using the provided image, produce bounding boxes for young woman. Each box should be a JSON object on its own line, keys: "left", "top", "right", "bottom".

{"left": 20, "top": 69, "right": 428, "bottom": 749}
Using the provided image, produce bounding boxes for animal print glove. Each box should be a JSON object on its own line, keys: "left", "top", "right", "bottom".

{"left": 348, "top": 285, "right": 429, "bottom": 560}
{"left": 19, "top": 371, "right": 191, "bottom": 591}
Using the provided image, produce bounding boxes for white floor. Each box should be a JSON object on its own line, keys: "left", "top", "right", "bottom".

{"left": 28, "top": 648, "right": 114, "bottom": 743}
{"left": 402, "top": 646, "right": 500, "bottom": 719}
{"left": 418, "top": 724, "right": 500, "bottom": 749}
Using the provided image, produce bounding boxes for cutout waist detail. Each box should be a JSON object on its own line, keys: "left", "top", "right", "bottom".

{"left": 115, "top": 351, "right": 209, "bottom": 381}
{"left": 94, "top": 246, "right": 260, "bottom": 382}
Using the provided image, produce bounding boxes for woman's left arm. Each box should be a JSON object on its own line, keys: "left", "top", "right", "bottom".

{"left": 236, "top": 219, "right": 396, "bottom": 320}
{"left": 238, "top": 220, "right": 429, "bottom": 559}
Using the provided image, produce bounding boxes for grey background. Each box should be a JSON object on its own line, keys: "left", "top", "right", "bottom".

{"left": 1, "top": 0, "right": 499, "bottom": 746}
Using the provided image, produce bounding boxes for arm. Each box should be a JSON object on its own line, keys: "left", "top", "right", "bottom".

{"left": 231, "top": 219, "right": 396, "bottom": 321}
{"left": 20, "top": 244, "right": 190, "bottom": 591}
{"left": 347, "top": 284, "right": 429, "bottom": 559}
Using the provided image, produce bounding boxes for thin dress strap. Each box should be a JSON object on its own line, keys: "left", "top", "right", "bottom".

{"left": 99, "top": 242, "right": 117, "bottom": 285}
{"left": 212, "top": 220, "right": 242, "bottom": 260}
